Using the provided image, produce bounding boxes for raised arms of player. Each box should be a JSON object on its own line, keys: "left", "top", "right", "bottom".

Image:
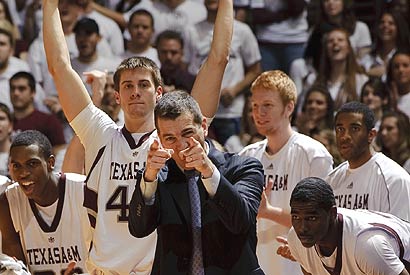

{"left": 190, "top": 0, "right": 233, "bottom": 118}
{"left": 0, "top": 193, "right": 25, "bottom": 263}
{"left": 43, "top": 0, "right": 92, "bottom": 122}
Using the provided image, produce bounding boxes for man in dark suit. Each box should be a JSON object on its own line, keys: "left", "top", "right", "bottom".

{"left": 129, "top": 90, "right": 265, "bottom": 275}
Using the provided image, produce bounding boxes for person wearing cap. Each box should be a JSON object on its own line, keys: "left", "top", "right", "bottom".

{"left": 71, "top": 17, "right": 121, "bottom": 95}
{"left": 75, "top": 0, "right": 124, "bottom": 56}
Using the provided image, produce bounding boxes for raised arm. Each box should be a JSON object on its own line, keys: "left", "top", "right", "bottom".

{"left": 191, "top": 0, "right": 233, "bottom": 118}
{"left": 43, "top": 0, "right": 92, "bottom": 122}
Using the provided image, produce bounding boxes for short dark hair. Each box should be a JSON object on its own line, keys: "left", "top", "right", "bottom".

{"left": 155, "top": 30, "right": 184, "bottom": 49}
{"left": 335, "top": 101, "right": 375, "bottom": 131}
{"left": 11, "top": 130, "right": 52, "bottom": 160}
{"left": 128, "top": 9, "right": 154, "bottom": 28}
{"left": 154, "top": 90, "right": 202, "bottom": 131}
{"left": 0, "top": 102, "right": 12, "bottom": 121}
{"left": 290, "top": 177, "right": 336, "bottom": 211}
{"left": 73, "top": 17, "right": 100, "bottom": 35}
{"left": 113, "top": 56, "right": 163, "bottom": 91}
{"left": 10, "top": 71, "right": 36, "bottom": 91}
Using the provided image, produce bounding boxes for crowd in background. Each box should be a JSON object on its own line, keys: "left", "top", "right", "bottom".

{"left": 0, "top": 0, "right": 410, "bottom": 177}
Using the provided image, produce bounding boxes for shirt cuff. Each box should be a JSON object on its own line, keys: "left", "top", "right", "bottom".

{"left": 201, "top": 167, "right": 220, "bottom": 198}
{"left": 140, "top": 176, "right": 158, "bottom": 205}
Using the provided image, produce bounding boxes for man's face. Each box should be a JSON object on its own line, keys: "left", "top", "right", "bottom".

{"left": 9, "top": 144, "right": 54, "bottom": 201}
{"left": 157, "top": 113, "right": 207, "bottom": 170}
{"left": 291, "top": 201, "right": 334, "bottom": 248}
{"left": 391, "top": 54, "right": 410, "bottom": 87}
{"left": 115, "top": 68, "right": 162, "bottom": 120}
{"left": 0, "top": 109, "right": 12, "bottom": 143}
{"left": 128, "top": 14, "right": 154, "bottom": 48}
{"left": 59, "top": 0, "right": 80, "bottom": 27}
{"left": 75, "top": 30, "right": 100, "bottom": 59}
{"left": 10, "top": 78, "right": 35, "bottom": 111}
{"left": 335, "top": 112, "right": 374, "bottom": 166}
{"left": 204, "top": 0, "right": 219, "bottom": 11}
{"left": 0, "top": 33, "right": 12, "bottom": 69}
{"left": 157, "top": 38, "right": 183, "bottom": 67}
{"left": 251, "top": 87, "right": 293, "bottom": 136}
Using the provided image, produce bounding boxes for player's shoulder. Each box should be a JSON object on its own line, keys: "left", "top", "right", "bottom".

{"left": 239, "top": 139, "right": 267, "bottom": 156}
{"left": 327, "top": 161, "right": 349, "bottom": 178}
{"left": 292, "top": 132, "right": 331, "bottom": 157}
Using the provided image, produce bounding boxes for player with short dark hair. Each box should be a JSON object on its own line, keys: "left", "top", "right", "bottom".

{"left": 288, "top": 176, "right": 410, "bottom": 275}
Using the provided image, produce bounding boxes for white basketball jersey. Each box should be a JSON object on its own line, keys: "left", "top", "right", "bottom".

{"left": 239, "top": 132, "right": 333, "bottom": 275}
{"left": 70, "top": 104, "right": 156, "bottom": 275}
{"left": 6, "top": 173, "right": 92, "bottom": 275}
{"left": 327, "top": 152, "right": 410, "bottom": 221}
{"left": 288, "top": 208, "right": 410, "bottom": 275}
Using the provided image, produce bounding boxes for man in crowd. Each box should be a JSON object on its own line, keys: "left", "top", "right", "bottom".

{"left": 0, "top": 130, "right": 91, "bottom": 274}
{"left": 129, "top": 91, "right": 265, "bottom": 274}
{"left": 43, "top": 0, "right": 233, "bottom": 273}
{"left": 327, "top": 101, "right": 410, "bottom": 221}
{"left": 239, "top": 70, "right": 333, "bottom": 275}
{"left": 288, "top": 176, "right": 410, "bottom": 275}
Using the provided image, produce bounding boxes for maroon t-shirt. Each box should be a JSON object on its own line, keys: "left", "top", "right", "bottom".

{"left": 13, "top": 110, "right": 66, "bottom": 146}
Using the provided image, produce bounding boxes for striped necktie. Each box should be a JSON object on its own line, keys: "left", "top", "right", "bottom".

{"left": 185, "top": 170, "right": 204, "bottom": 275}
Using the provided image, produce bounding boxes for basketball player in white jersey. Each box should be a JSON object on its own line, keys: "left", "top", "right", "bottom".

{"left": 288, "top": 177, "right": 410, "bottom": 275}
{"left": 0, "top": 130, "right": 92, "bottom": 275}
{"left": 43, "top": 0, "right": 233, "bottom": 273}
{"left": 239, "top": 70, "right": 333, "bottom": 275}
{"left": 328, "top": 101, "right": 410, "bottom": 221}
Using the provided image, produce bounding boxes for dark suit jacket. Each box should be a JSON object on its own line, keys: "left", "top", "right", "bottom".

{"left": 129, "top": 140, "right": 265, "bottom": 275}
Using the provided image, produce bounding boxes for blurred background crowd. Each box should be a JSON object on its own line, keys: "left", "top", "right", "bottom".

{"left": 0, "top": 0, "right": 410, "bottom": 176}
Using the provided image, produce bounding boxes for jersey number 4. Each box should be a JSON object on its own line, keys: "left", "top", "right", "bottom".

{"left": 106, "top": 186, "right": 129, "bottom": 222}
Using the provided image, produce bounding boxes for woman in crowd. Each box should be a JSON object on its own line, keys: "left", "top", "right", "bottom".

{"left": 294, "top": 84, "right": 334, "bottom": 136}
{"left": 377, "top": 110, "right": 410, "bottom": 173}
{"left": 360, "top": 10, "right": 410, "bottom": 79}
{"left": 360, "top": 77, "right": 390, "bottom": 131}
{"left": 386, "top": 51, "right": 410, "bottom": 118}
{"left": 314, "top": 28, "right": 368, "bottom": 109}
{"left": 290, "top": 0, "right": 371, "bottom": 94}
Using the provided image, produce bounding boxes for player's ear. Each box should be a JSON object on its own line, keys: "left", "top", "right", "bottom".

{"left": 329, "top": 206, "right": 337, "bottom": 220}
{"left": 47, "top": 155, "right": 56, "bottom": 171}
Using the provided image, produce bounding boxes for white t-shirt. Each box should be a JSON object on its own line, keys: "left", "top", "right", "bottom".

{"left": 349, "top": 21, "right": 372, "bottom": 54}
{"left": 288, "top": 208, "right": 410, "bottom": 275}
{"left": 70, "top": 104, "right": 157, "bottom": 275}
{"left": 27, "top": 33, "right": 114, "bottom": 98}
{"left": 249, "top": 0, "right": 309, "bottom": 43}
{"left": 121, "top": 47, "right": 160, "bottom": 67}
{"left": 6, "top": 173, "right": 92, "bottom": 275}
{"left": 239, "top": 132, "right": 333, "bottom": 275}
{"left": 327, "top": 152, "right": 410, "bottom": 221}
{"left": 185, "top": 20, "right": 261, "bottom": 119}
{"left": 398, "top": 93, "right": 410, "bottom": 120}
{"left": 82, "top": 11, "right": 125, "bottom": 56}
{"left": 71, "top": 56, "right": 121, "bottom": 95}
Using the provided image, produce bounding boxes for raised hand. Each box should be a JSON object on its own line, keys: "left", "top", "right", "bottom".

{"left": 179, "top": 137, "right": 215, "bottom": 178}
{"left": 144, "top": 139, "right": 173, "bottom": 182}
{"left": 276, "top": 236, "right": 296, "bottom": 262}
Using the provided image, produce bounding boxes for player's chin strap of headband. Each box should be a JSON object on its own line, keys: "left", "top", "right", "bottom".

{"left": 369, "top": 222, "right": 410, "bottom": 272}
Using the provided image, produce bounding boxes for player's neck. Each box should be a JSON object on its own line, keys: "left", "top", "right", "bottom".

{"left": 35, "top": 174, "right": 60, "bottom": 207}
{"left": 317, "top": 219, "right": 339, "bottom": 257}
{"left": 124, "top": 116, "right": 155, "bottom": 133}
{"left": 348, "top": 150, "right": 373, "bottom": 169}
{"left": 265, "top": 125, "right": 293, "bottom": 155}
